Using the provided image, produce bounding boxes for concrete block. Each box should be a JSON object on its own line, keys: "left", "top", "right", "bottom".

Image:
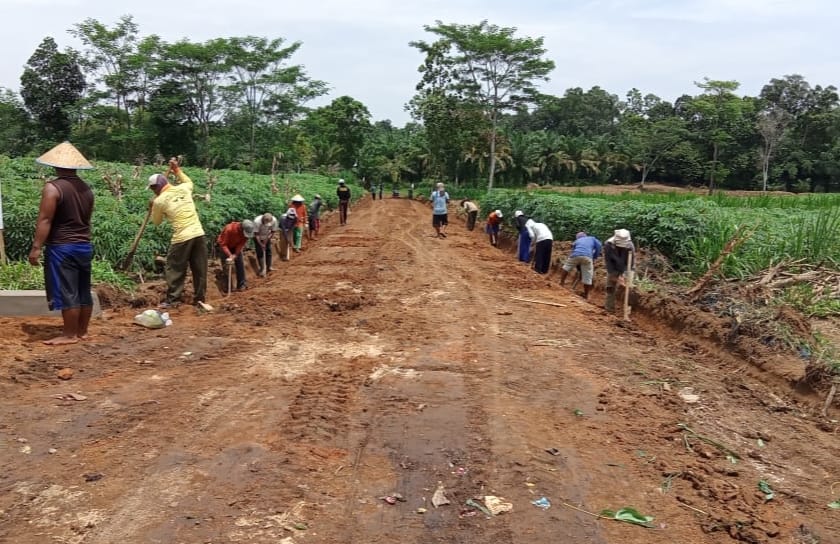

{"left": 0, "top": 290, "right": 102, "bottom": 317}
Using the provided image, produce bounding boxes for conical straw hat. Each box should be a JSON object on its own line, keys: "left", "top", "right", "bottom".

{"left": 35, "top": 141, "right": 94, "bottom": 170}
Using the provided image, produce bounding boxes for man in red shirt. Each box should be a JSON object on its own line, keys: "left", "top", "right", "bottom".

{"left": 485, "top": 209, "right": 503, "bottom": 247}
{"left": 216, "top": 220, "right": 255, "bottom": 291}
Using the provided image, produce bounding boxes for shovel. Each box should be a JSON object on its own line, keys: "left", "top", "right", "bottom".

{"left": 226, "top": 261, "right": 233, "bottom": 296}
{"left": 623, "top": 252, "right": 635, "bottom": 321}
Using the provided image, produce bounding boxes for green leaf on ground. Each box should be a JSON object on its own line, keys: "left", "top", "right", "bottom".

{"left": 573, "top": 408, "right": 584, "bottom": 417}
{"left": 600, "top": 507, "right": 655, "bottom": 528}
{"left": 828, "top": 500, "right": 840, "bottom": 509}
{"left": 758, "top": 481, "right": 774, "bottom": 501}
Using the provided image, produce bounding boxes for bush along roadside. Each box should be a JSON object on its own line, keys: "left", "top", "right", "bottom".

{"left": 481, "top": 189, "right": 840, "bottom": 280}
{"left": 1, "top": 156, "right": 363, "bottom": 273}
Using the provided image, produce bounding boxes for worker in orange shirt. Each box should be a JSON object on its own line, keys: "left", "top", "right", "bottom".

{"left": 216, "top": 220, "right": 255, "bottom": 291}
{"left": 289, "top": 194, "right": 307, "bottom": 252}
{"left": 485, "top": 209, "right": 503, "bottom": 246}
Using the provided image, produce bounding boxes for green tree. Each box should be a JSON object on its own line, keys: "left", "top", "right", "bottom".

{"left": 222, "top": 36, "right": 327, "bottom": 170}
{"left": 0, "top": 89, "right": 35, "bottom": 156}
{"left": 410, "top": 20, "right": 555, "bottom": 190}
{"left": 304, "top": 96, "right": 371, "bottom": 169}
{"left": 20, "top": 37, "right": 86, "bottom": 141}
{"left": 620, "top": 115, "right": 688, "bottom": 187}
{"left": 687, "top": 79, "right": 745, "bottom": 193}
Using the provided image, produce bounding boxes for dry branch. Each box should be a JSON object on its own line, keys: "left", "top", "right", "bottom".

{"left": 686, "top": 227, "right": 755, "bottom": 298}
{"left": 510, "top": 296, "right": 567, "bottom": 308}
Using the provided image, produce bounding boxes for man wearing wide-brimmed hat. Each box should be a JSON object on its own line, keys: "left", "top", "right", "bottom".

{"left": 28, "top": 142, "right": 95, "bottom": 345}
{"left": 149, "top": 158, "right": 208, "bottom": 308}
{"left": 604, "top": 228, "right": 635, "bottom": 312}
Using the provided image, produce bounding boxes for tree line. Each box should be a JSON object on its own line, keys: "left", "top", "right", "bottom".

{"left": 1, "top": 16, "right": 838, "bottom": 192}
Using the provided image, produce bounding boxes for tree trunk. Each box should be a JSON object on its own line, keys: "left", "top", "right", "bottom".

{"left": 708, "top": 142, "right": 718, "bottom": 195}
{"left": 487, "top": 112, "right": 498, "bottom": 191}
{"left": 640, "top": 165, "right": 649, "bottom": 189}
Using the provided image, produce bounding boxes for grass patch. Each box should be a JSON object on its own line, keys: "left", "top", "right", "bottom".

{"left": 0, "top": 260, "right": 134, "bottom": 291}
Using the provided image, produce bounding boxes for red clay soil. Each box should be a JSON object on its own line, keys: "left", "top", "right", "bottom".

{"left": 0, "top": 198, "right": 837, "bottom": 544}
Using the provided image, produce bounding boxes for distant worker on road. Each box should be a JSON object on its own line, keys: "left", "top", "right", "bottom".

{"left": 28, "top": 142, "right": 95, "bottom": 345}
{"left": 337, "top": 179, "right": 351, "bottom": 225}
{"left": 217, "top": 219, "right": 255, "bottom": 291}
{"left": 603, "top": 229, "right": 635, "bottom": 312}
{"left": 514, "top": 210, "right": 531, "bottom": 263}
{"left": 485, "top": 209, "right": 503, "bottom": 246}
{"left": 290, "top": 194, "right": 307, "bottom": 252}
{"left": 460, "top": 199, "right": 478, "bottom": 231}
{"left": 560, "top": 231, "right": 602, "bottom": 299}
{"left": 308, "top": 194, "right": 323, "bottom": 240}
{"left": 150, "top": 157, "right": 208, "bottom": 309}
{"left": 525, "top": 219, "right": 554, "bottom": 274}
{"left": 430, "top": 182, "right": 450, "bottom": 238}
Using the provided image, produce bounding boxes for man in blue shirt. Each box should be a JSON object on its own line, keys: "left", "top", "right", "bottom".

{"left": 430, "top": 183, "right": 450, "bottom": 238}
{"left": 560, "top": 231, "right": 602, "bottom": 299}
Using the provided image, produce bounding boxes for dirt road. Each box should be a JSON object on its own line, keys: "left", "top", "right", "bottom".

{"left": 1, "top": 198, "right": 837, "bottom": 544}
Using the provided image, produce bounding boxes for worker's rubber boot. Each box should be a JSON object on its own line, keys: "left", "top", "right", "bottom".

{"left": 559, "top": 269, "right": 568, "bottom": 286}
{"left": 604, "top": 286, "right": 616, "bottom": 312}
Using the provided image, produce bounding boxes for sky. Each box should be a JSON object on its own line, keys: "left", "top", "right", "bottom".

{"left": 1, "top": 0, "right": 837, "bottom": 124}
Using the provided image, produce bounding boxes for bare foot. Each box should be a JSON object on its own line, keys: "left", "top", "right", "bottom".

{"left": 78, "top": 334, "right": 97, "bottom": 341}
{"left": 43, "top": 336, "right": 79, "bottom": 346}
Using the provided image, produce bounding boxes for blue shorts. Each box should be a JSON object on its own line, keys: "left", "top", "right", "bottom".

{"left": 485, "top": 224, "right": 500, "bottom": 234}
{"left": 44, "top": 243, "right": 94, "bottom": 311}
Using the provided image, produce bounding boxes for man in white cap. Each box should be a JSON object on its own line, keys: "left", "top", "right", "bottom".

{"left": 485, "top": 209, "right": 503, "bottom": 246}
{"left": 604, "top": 228, "right": 635, "bottom": 312}
{"left": 216, "top": 219, "right": 255, "bottom": 291}
{"left": 525, "top": 218, "right": 554, "bottom": 274}
{"left": 514, "top": 210, "right": 531, "bottom": 263}
{"left": 289, "top": 194, "right": 307, "bottom": 251}
{"left": 336, "top": 179, "right": 351, "bottom": 225}
{"left": 28, "top": 141, "right": 95, "bottom": 345}
{"left": 253, "top": 212, "right": 278, "bottom": 277}
{"left": 278, "top": 208, "right": 297, "bottom": 261}
{"left": 149, "top": 158, "right": 208, "bottom": 308}
{"left": 430, "top": 182, "right": 450, "bottom": 238}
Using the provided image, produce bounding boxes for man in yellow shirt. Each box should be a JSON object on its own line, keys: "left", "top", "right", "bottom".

{"left": 149, "top": 158, "right": 207, "bottom": 308}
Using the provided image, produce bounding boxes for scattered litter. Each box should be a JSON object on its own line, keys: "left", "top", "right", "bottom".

{"left": 19, "top": 444, "right": 31, "bottom": 454}
{"left": 182, "top": 352, "right": 192, "bottom": 357}
{"left": 432, "top": 482, "right": 450, "bottom": 507}
{"left": 758, "top": 481, "right": 775, "bottom": 501}
{"left": 56, "top": 368, "right": 74, "bottom": 380}
{"left": 678, "top": 387, "right": 700, "bottom": 404}
{"left": 484, "top": 495, "right": 513, "bottom": 515}
{"left": 48, "top": 448, "right": 57, "bottom": 454}
{"left": 379, "top": 493, "right": 405, "bottom": 505}
{"left": 83, "top": 472, "right": 104, "bottom": 482}
{"left": 545, "top": 447, "right": 561, "bottom": 456}
{"left": 600, "top": 507, "right": 655, "bottom": 528}
{"left": 757, "top": 438, "right": 766, "bottom": 448}
{"left": 532, "top": 497, "right": 551, "bottom": 510}
{"left": 416, "top": 507, "right": 427, "bottom": 514}
{"left": 54, "top": 393, "right": 87, "bottom": 401}
{"left": 525, "top": 482, "right": 536, "bottom": 488}
{"left": 465, "top": 499, "right": 492, "bottom": 517}
{"left": 133, "top": 309, "right": 172, "bottom": 329}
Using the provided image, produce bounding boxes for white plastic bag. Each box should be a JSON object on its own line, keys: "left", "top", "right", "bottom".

{"left": 133, "top": 309, "right": 172, "bottom": 329}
